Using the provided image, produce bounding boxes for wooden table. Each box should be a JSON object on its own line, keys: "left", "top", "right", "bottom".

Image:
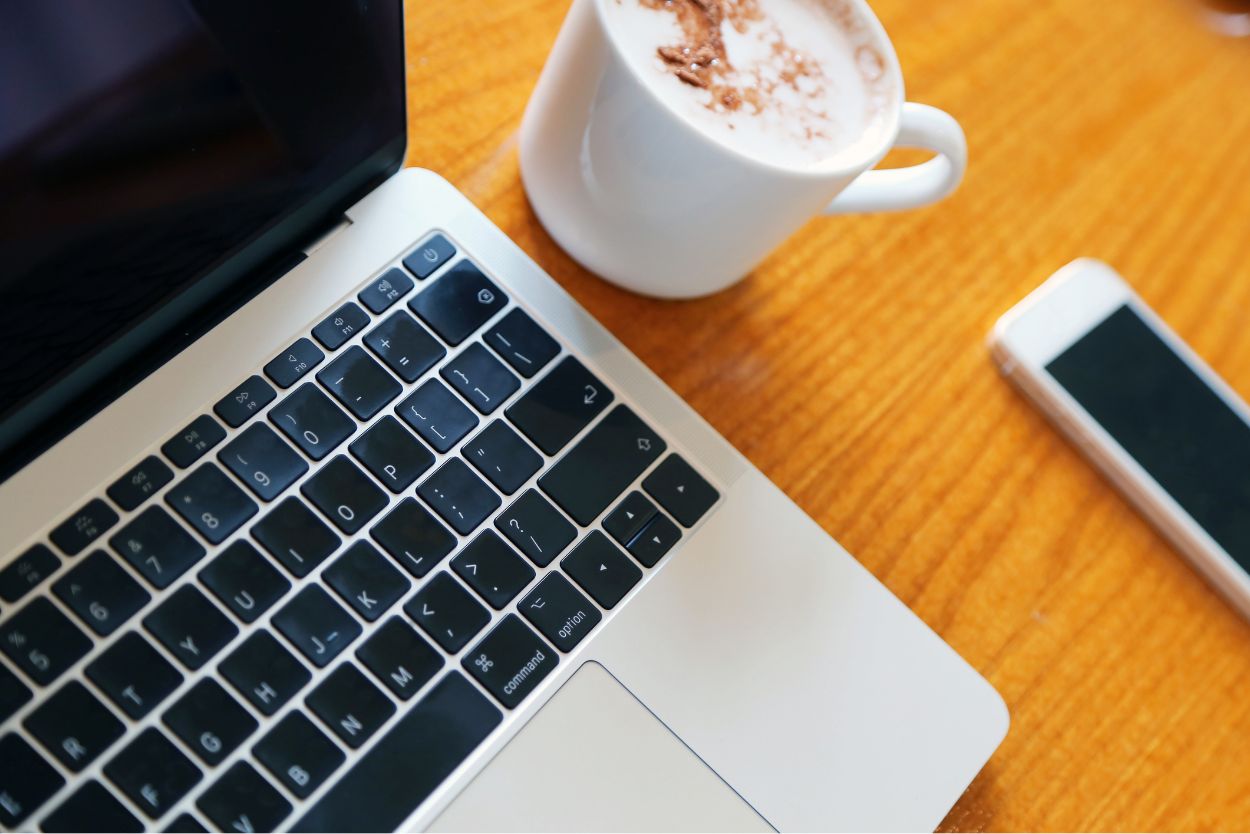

{"left": 404, "top": 0, "right": 1250, "bottom": 829}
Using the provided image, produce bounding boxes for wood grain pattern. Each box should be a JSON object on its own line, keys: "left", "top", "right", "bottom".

{"left": 403, "top": 0, "right": 1250, "bottom": 829}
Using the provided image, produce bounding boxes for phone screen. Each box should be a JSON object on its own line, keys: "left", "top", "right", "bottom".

{"left": 1047, "top": 305, "right": 1250, "bottom": 569}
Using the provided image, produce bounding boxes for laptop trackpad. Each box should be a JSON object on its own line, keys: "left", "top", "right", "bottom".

{"left": 428, "top": 661, "right": 773, "bottom": 833}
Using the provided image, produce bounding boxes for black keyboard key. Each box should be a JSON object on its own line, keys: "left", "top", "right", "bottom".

{"left": 264, "top": 338, "right": 324, "bottom": 389}
{"left": 166, "top": 463, "right": 258, "bottom": 544}
{"left": 269, "top": 383, "right": 355, "bottom": 461}
{"left": 495, "top": 489, "right": 577, "bottom": 567}
{"left": 604, "top": 491, "right": 659, "bottom": 546}
{"left": 107, "top": 456, "right": 174, "bottom": 512}
{"left": 312, "top": 302, "right": 370, "bottom": 351}
{"left": 199, "top": 540, "right": 291, "bottom": 623}
{"left": 324, "top": 541, "right": 410, "bottom": 622}
{"left": 507, "top": 356, "right": 613, "bottom": 455}
{"left": 356, "top": 617, "right": 442, "bottom": 700}
{"left": 370, "top": 498, "right": 456, "bottom": 578}
{"left": 273, "top": 586, "right": 362, "bottom": 667}
{"left": 417, "top": 458, "right": 500, "bottom": 536}
{"left": 214, "top": 375, "right": 276, "bottom": 428}
{"left": 0, "top": 598, "right": 91, "bottom": 686}
{"left": 110, "top": 506, "right": 206, "bottom": 589}
{"left": 220, "top": 631, "right": 311, "bottom": 716}
{"left": 163, "top": 679, "right": 258, "bottom": 766}
{"left": 643, "top": 454, "right": 720, "bottom": 527}
{"left": 49, "top": 498, "right": 119, "bottom": 557}
{"left": 0, "top": 734, "right": 64, "bottom": 828}
{"left": 627, "top": 513, "right": 682, "bottom": 567}
{"left": 24, "top": 681, "right": 124, "bottom": 771}
{"left": 464, "top": 614, "right": 557, "bottom": 709}
{"left": 252, "top": 496, "right": 340, "bottom": 578}
{"left": 255, "top": 712, "right": 344, "bottom": 800}
{"left": 520, "top": 573, "right": 601, "bottom": 652}
{"left": 301, "top": 456, "right": 388, "bottom": 535}
{"left": 364, "top": 311, "right": 446, "bottom": 383}
{"left": 291, "top": 672, "right": 500, "bottom": 833}
{"left": 0, "top": 543, "right": 59, "bottom": 603}
{"left": 403, "top": 572, "right": 490, "bottom": 653}
{"left": 463, "top": 421, "right": 542, "bottom": 496}
{"left": 197, "top": 762, "right": 291, "bottom": 834}
{"left": 0, "top": 662, "right": 30, "bottom": 723}
{"left": 41, "top": 780, "right": 142, "bottom": 833}
{"left": 402, "top": 234, "right": 457, "bottom": 280}
{"left": 441, "top": 342, "right": 519, "bottom": 415}
{"left": 359, "top": 267, "right": 416, "bottom": 313}
{"left": 306, "top": 663, "right": 396, "bottom": 748}
{"left": 484, "top": 308, "right": 560, "bottom": 379}
{"left": 219, "top": 423, "right": 308, "bottom": 501}
{"left": 409, "top": 260, "right": 507, "bottom": 345}
{"left": 350, "top": 415, "right": 434, "bottom": 493}
{"left": 162, "top": 415, "right": 227, "bottom": 469}
{"left": 85, "top": 632, "right": 182, "bottom": 720}
{"left": 143, "top": 585, "right": 238, "bottom": 671}
{"left": 104, "top": 728, "right": 201, "bottom": 820}
{"left": 52, "top": 550, "right": 149, "bottom": 636}
{"left": 396, "top": 379, "right": 478, "bottom": 453}
{"left": 540, "top": 405, "right": 666, "bottom": 525}
{"left": 168, "top": 813, "right": 207, "bottom": 832}
{"left": 562, "top": 530, "right": 642, "bottom": 610}
{"left": 318, "top": 345, "right": 402, "bottom": 421}
{"left": 452, "top": 531, "right": 535, "bottom": 610}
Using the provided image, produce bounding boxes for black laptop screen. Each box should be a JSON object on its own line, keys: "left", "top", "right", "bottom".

{"left": 0, "top": 0, "right": 404, "bottom": 475}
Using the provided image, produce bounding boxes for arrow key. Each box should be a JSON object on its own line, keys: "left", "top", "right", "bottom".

{"left": 603, "top": 491, "right": 658, "bottom": 546}
{"left": 626, "top": 513, "right": 682, "bottom": 568}
{"left": 561, "top": 531, "right": 641, "bottom": 610}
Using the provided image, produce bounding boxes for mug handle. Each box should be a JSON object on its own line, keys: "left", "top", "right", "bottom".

{"left": 824, "top": 103, "right": 967, "bottom": 215}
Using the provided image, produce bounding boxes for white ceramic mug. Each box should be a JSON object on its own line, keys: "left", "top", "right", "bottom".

{"left": 519, "top": 0, "right": 968, "bottom": 299}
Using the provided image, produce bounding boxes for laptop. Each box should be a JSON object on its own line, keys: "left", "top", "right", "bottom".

{"left": 0, "top": 2, "right": 1008, "bottom": 831}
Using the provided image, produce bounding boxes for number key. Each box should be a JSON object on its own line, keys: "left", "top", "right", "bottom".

{"left": 269, "top": 384, "right": 355, "bottom": 461}
{"left": 109, "top": 506, "right": 206, "bottom": 589}
{"left": 52, "top": 551, "right": 150, "bottom": 637}
{"left": 166, "top": 463, "right": 257, "bottom": 545}
{"left": 0, "top": 598, "right": 92, "bottom": 686}
{"left": 219, "top": 424, "right": 308, "bottom": 501}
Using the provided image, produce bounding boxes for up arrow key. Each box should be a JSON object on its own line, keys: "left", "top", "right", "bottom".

{"left": 599, "top": 564, "right": 607, "bottom": 572}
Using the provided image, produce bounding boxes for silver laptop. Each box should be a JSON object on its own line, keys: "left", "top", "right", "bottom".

{"left": 0, "top": 2, "right": 1007, "bottom": 831}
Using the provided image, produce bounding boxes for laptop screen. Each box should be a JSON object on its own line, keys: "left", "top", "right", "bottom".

{"left": 0, "top": 0, "right": 405, "bottom": 476}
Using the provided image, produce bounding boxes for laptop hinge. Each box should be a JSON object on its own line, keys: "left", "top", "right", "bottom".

{"left": 302, "top": 215, "right": 354, "bottom": 257}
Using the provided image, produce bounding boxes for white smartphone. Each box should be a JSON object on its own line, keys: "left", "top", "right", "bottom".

{"left": 990, "top": 258, "right": 1250, "bottom": 619}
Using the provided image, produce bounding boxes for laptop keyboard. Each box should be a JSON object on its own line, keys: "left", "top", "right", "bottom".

{"left": 0, "top": 232, "right": 720, "bottom": 832}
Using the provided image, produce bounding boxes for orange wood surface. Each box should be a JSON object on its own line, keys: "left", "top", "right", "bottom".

{"left": 403, "top": 0, "right": 1250, "bottom": 829}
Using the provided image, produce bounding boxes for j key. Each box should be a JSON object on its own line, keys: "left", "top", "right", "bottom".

{"left": 214, "top": 375, "right": 276, "bottom": 428}
{"left": 264, "top": 337, "right": 324, "bottom": 389}
{"left": 306, "top": 663, "right": 396, "bottom": 749}
{"left": 409, "top": 259, "right": 508, "bottom": 345}
{"left": 365, "top": 311, "right": 446, "bottom": 383}
{"left": 643, "top": 454, "right": 720, "bottom": 527}
{"left": 324, "top": 541, "right": 410, "bottom": 622}
{"left": 484, "top": 308, "right": 560, "bottom": 379}
{"left": 168, "top": 813, "right": 208, "bottom": 832}
{"left": 312, "top": 301, "right": 370, "bottom": 351}
{"left": 452, "top": 531, "right": 536, "bottom": 610}
{"left": 104, "top": 728, "right": 201, "bottom": 820}
{"left": 219, "top": 423, "right": 308, "bottom": 501}
{"left": 356, "top": 617, "right": 443, "bottom": 700}
{"left": 166, "top": 463, "right": 258, "bottom": 545}
{"left": 0, "top": 662, "right": 31, "bottom": 723}
{"left": 397, "top": 379, "right": 478, "bottom": 453}
{"left": 540, "top": 405, "right": 666, "bottom": 525}
{"left": 402, "top": 233, "right": 457, "bottom": 280}
{"left": 24, "top": 681, "right": 124, "bottom": 771}
{"left": 370, "top": 498, "right": 457, "bottom": 578}
{"left": 52, "top": 550, "right": 150, "bottom": 636}
{"left": 254, "top": 711, "right": 345, "bottom": 800}
{"left": 107, "top": 455, "right": 174, "bottom": 512}
{"left": 110, "top": 506, "right": 206, "bottom": 589}
{"left": 520, "top": 573, "right": 602, "bottom": 652}
{"left": 441, "top": 343, "right": 519, "bottom": 415}
{"left": 85, "top": 632, "right": 182, "bottom": 720}
{"left": 0, "top": 734, "right": 64, "bottom": 828}
{"left": 162, "top": 414, "right": 226, "bottom": 469}
{"left": 0, "top": 598, "right": 91, "bottom": 686}
{"left": 197, "top": 762, "right": 291, "bottom": 834}
{"left": 495, "top": 489, "right": 577, "bottom": 567}
{"left": 603, "top": 491, "right": 659, "bottom": 547}
{"left": 199, "top": 539, "right": 291, "bottom": 623}
{"left": 40, "top": 780, "right": 141, "bottom": 833}
{"left": 464, "top": 614, "right": 557, "bottom": 709}
{"left": 463, "top": 420, "right": 542, "bottom": 495}
{"left": 404, "top": 572, "right": 490, "bottom": 653}
{"left": 562, "top": 530, "right": 642, "bottom": 610}
{"left": 628, "top": 513, "right": 682, "bottom": 568}
{"left": 359, "top": 267, "right": 416, "bottom": 313}
{"left": 220, "top": 631, "right": 311, "bottom": 716}
{"left": 163, "top": 679, "right": 258, "bottom": 766}
{"left": 350, "top": 415, "right": 434, "bottom": 493}
{"left": 273, "top": 586, "right": 362, "bottom": 667}
{"left": 0, "top": 543, "right": 59, "bottom": 603}
{"left": 252, "top": 496, "right": 341, "bottom": 577}
{"left": 143, "top": 585, "right": 239, "bottom": 671}
{"left": 417, "top": 458, "right": 501, "bottom": 536}
{"left": 506, "top": 356, "right": 613, "bottom": 455}
{"left": 269, "top": 383, "right": 355, "bottom": 461}
{"left": 49, "top": 498, "right": 119, "bottom": 557}
{"left": 301, "top": 456, "right": 389, "bottom": 535}
{"left": 318, "top": 344, "right": 403, "bottom": 421}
